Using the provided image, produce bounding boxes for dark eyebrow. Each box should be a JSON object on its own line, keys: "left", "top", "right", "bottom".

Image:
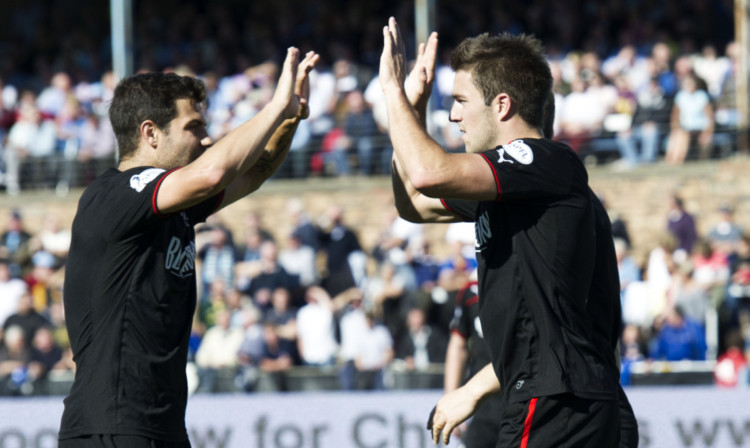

{"left": 185, "top": 118, "right": 207, "bottom": 129}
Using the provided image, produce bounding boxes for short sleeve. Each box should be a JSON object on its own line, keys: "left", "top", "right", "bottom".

{"left": 478, "top": 139, "right": 580, "bottom": 201}
{"left": 95, "top": 167, "right": 222, "bottom": 238}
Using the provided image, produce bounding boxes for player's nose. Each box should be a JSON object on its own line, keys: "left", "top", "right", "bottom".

{"left": 201, "top": 136, "right": 213, "bottom": 147}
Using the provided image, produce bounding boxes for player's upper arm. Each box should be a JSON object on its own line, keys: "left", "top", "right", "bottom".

{"left": 410, "top": 152, "right": 499, "bottom": 202}
{"left": 154, "top": 162, "right": 226, "bottom": 215}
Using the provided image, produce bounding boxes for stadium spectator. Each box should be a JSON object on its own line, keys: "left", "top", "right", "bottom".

{"left": 4, "top": 103, "right": 56, "bottom": 194}
{"left": 665, "top": 72, "right": 715, "bottom": 164}
{"left": 0, "top": 210, "right": 33, "bottom": 278}
{"left": 2, "top": 292, "right": 50, "bottom": 349}
{"left": 651, "top": 305, "right": 707, "bottom": 361}
{"left": 707, "top": 205, "right": 744, "bottom": 255}
{"left": 296, "top": 286, "right": 338, "bottom": 367}
{"left": 257, "top": 322, "right": 295, "bottom": 391}
{"left": 318, "top": 204, "right": 366, "bottom": 296}
{"left": 394, "top": 307, "right": 448, "bottom": 371}
{"left": 667, "top": 194, "right": 698, "bottom": 263}
{"left": 615, "top": 76, "right": 672, "bottom": 167}
{"left": 336, "top": 288, "right": 368, "bottom": 390}
{"left": 26, "top": 326, "right": 63, "bottom": 394}
{"left": 0, "top": 325, "right": 31, "bottom": 396}
{"left": 278, "top": 231, "right": 318, "bottom": 292}
{"left": 194, "top": 309, "right": 244, "bottom": 393}
{"left": 353, "top": 310, "right": 393, "bottom": 390}
{"left": 197, "top": 226, "right": 236, "bottom": 302}
{"left": 0, "top": 259, "right": 28, "bottom": 329}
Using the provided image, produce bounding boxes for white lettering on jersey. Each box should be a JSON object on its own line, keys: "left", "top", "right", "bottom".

{"left": 130, "top": 168, "right": 166, "bottom": 193}
{"left": 502, "top": 140, "right": 534, "bottom": 165}
{"left": 165, "top": 236, "right": 196, "bottom": 278}
{"left": 475, "top": 210, "right": 492, "bottom": 252}
{"left": 474, "top": 316, "right": 484, "bottom": 339}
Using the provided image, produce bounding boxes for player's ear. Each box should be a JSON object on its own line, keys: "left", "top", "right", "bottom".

{"left": 495, "top": 93, "right": 513, "bottom": 122}
{"left": 140, "top": 120, "right": 159, "bottom": 149}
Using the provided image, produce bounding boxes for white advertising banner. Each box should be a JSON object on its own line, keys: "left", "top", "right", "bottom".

{"left": 1, "top": 387, "right": 749, "bottom": 447}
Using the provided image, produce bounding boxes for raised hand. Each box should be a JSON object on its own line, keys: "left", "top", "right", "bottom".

{"left": 272, "top": 47, "right": 301, "bottom": 119}
{"left": 379, "top": 17, "right": 408, "bottom": 94}
{"left": 295, "top": 51, "right": 320, "bottom": 120}
{"left": 405, "top": 32, "right": 438, "bottom": 110}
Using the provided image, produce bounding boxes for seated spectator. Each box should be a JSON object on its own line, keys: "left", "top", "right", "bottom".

{"left": 278, "top": 231, "right": 318, "bottom": 293}
{"left": 258, "top": 322, "right": 295, "bottom": 391}
{"left": 0, "top": 258, "right": 28, "bottom": 328}
{"left": 394, "top": 307, "right": 448, "bottom": 371}
{"left": 241, "top": 240, "right": 299, "bottom": 311}
{"left": 615, "top": 237, "right": 641, "bottom": 303}
{"left": 0, "top": 210, "right": 33, "bottom": 278}
{"left": 714, "top": 330, "right": 747, "bottom": 388}
{"left": 340, "top": 89, "right": 383, "bottom": 176}
{"left": 353, "top": 311, "right": 393, "bottom": 390}
{"left": 4, "top": 103, "right": 56, "bottom": 194}
{"left": 615, "top": 76, "right": 672, "bottom": 167}
{"left": 0, "top": 325, "right": 31, "bottom": 395}
{"left": 194, "top": 309, "right": 244, "bottom": 393}
{"left": 236, "top": 306, "right": 265, "bottom": 391}
{"left": 2, "top": 292, "right": 50, "bottom": 348}
{"left": 296, "top": 286, "right": 338, "bottom": 367}
{"left": 197, "top": 226, "right": 235, "bottom": 302}
{"left": 668, "top": 260, "right": 710, "bottom": 326}
{"left": 651, "top": 305, "right": 707, "bottom": 361}
{"left": 665, "top": 72, "right": 715, "bottom": 164}
{"left": 26, "top": 326, "right": 63, "bottom": 394}
{"left": 263, "top": 287, "right": 299, "bottom": 363}
{"left": 708, "top": 205, "right": 744, "bottom": 256}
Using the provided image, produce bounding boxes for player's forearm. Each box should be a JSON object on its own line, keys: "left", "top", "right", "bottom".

{"left": 444, "top": 334, "right": 469, "bottom": 392}
{"left": 195, "top": 100, "right": 288, "bottom": 191}
{"left": 241, "top": 117, "right": 301, "bottom": 192}
{"left": 383, "top": 86, "right": 452, "bottom": 191}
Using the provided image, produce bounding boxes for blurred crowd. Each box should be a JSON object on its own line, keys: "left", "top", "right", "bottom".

{"left": 1, "top": 0, "right": 748, "bottom": 395}
{"left": 0, "top": 0, "right": 744, "bottom": 195}
{"left": 1, "top": 188, "right": 750, "bottom": 395}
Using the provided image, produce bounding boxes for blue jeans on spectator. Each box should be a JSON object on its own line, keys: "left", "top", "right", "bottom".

{"left": 616, "top": 123, "right": 660, "bottom": 165}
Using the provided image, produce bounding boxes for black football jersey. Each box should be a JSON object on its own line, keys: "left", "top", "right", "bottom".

{"left": 442, "top": 139, "right": 620, "bottom": 404}
{"left": 60, "top": 167, "right": 222, "bottom": 441}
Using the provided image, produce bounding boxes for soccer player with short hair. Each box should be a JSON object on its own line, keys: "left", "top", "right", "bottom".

{"left": 379, "top": 18, "right": 637, "bottom": 447}
{"left": 58, "top": 48, "right": 318, "bottom": 447}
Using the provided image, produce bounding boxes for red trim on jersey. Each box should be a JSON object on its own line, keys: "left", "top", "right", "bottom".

{"left": 450, "top": 328, "right": 469, "bottom": 339}
{"left": 440, "top": 198, "right": 474, "bottom": 222}
{"left": 152, "top": 167, "right": 182, "bottom": 216}
{"left": 465, "top": 295, "right": 479, "bottom": 307}
{"left": 479, "top": 152, "right": 502, "bottom": 198}
{"left": 520, "top": 397, "right": 538, "bottom": 448}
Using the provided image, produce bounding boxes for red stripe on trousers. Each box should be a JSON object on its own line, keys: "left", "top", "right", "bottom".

{"left": 520, "top": 397, "right": 538, "bottom": 448}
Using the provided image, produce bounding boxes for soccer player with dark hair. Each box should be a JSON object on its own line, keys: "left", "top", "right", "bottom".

{"left": 380, "top": 18, "right": 636, "bottom": 447}
{"left": 58, "top": 48, "right": 318, "bottom": 447}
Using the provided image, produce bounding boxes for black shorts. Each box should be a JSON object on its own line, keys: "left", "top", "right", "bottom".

{"left": 58, "top": 435, "right": 191, "bottom": 448}
{"left": 496, "top": 394, "right": 619, "bottom": 448}
{"left": 463, "top": 393, "right": 503, "bottom": 448}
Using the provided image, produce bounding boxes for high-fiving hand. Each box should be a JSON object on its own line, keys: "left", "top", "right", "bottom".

{"left": 274, "top": 48, "right": 320, "bottom": 120}
{"left": 295, "top": 51, "right": 320, "bottom": 120}
{"left": 405, "top": 31, "right": 438, "bottom": 110}
{"left": 379, "top": 17, "right": 408, "bottom": 94}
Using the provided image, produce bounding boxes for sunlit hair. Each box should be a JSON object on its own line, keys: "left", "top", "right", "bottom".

{"left": 451, "top": 33, "right": 552, "bottom": 129}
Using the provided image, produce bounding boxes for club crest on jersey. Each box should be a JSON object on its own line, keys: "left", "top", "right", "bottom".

{"left": 501, "top": 140, "right": 534, "bottom": 165}
{"left": 130, "top": 168, "right": 166, "bottom": 193}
